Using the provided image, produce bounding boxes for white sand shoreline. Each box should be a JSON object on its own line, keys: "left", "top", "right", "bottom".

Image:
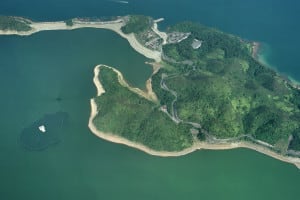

{"left": 2, "top": 17, "right": 299, "bottom": 169}
{"left": 0, "top": 18, "right": 161, "bottom": 62}
{"left": 93, "top": 64, "right": 158, "bottom": 102}
{"left": 89, "top": 65, "right": 300, "bottom": 169}
{"left": 152, "top": 18, "right": 168, "bottom": 45}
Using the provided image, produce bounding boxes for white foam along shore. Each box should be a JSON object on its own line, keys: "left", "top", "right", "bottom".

{"left": 0, "top": 18, "right": 162, "bottom": 62}
{"left": 89, "top": 65, "right": 300, "bottom": 169}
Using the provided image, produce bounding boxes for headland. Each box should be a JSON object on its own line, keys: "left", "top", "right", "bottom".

{"left": 2, "top": 15, "right": 300, "bottom": 169}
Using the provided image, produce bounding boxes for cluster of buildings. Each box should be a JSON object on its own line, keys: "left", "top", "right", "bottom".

{"left": 167, "top": 32, "right": 191, "bottom": 44}
{"left": 139, "top": 30, "right": 163, "bottom": 51}
{"left": 166, "top": 32, "right": 203, "bottom": 49}
{"left": 139, "top": 30, "right": 203, "bottom": 52}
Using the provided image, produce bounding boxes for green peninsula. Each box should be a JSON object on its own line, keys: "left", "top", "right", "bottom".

{"left": 1, "top": 15, "right": 299, "bottom": 166}
{"left": 90, "top": 16, "right": 300, "bottom": 161}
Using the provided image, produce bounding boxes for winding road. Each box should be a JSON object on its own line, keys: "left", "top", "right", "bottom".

{"left": 158, "top": 71, "right": 276, "bottom": 148}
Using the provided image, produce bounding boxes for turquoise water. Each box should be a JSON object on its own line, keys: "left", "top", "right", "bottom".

{"left": 1, "top": 1, "right": 300, "bottom": 199}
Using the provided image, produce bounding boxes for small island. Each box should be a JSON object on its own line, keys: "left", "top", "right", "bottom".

{"left": 1, "top": 15, "right": 299, "bottom": 169}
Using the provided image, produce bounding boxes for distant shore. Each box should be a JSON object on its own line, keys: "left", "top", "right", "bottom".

{"left": 0, "top": 18, "right": 161, "bottom": 62}
{"left": 89, "top": 65, "right": 300, "bottom": 169}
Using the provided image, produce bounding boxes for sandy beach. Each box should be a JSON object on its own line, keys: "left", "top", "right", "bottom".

{"left": 93, "top": 66, "right": 106, "bottom": 96}
{"left": 2, "top": 17, "right": 299, "bottom": 170}
{"left": 0, "top": 18, "right": 162, "bottom": 62}
{"left": 89, "top": 65, "right": 300, "bottom": 169}
{"left": 89, "top": 94, "right": 300, "bottom": 169}
{"left": 94, "top": 64, "right": 158, "bottom": 102}
{"left": 152, "top": 18, "right": 168, "bottom": 45}
{"left": 111, "top": 66, "right": 158, "bottom": 102}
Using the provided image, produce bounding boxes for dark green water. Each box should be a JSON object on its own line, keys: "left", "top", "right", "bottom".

{"left": 1, "top": 0, "right": 300, "bottom": 199}
{"left": 0, "top": 28, "right": 299, "bottom": 200}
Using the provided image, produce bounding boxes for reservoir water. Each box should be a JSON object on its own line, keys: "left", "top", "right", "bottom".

{"left": 0, "top": 0, "right": 300, "bottom": 199}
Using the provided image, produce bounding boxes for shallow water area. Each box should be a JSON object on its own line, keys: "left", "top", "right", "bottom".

{"left": 20, "top": 112, "right": 69, "bottom": 151}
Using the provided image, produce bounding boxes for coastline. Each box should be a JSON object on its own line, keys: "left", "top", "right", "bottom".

{"left": 93, "top": 65, "right": 158, "bottom": 102}
{"left": 251, "top": 41, "right": 271, "bottom": 68}
{"left": 2, "top": 16, "right": 299, "bottom": 169}
{"left": 152, "top": 18, "right": 168, "bottom": 45}
{"left": 251, "top": 41, "right": 260, "bottom": 59}
{"left": 89, "top": 65, "right": 300, "bottom": 169}
{"left": 0, "top": 18, "right": 161, "bottom": 62}
{"left": 93, "top": 66, "right": 106, "bottom": 96}
{"left": 251, "top": 41, "right": 300, "bottom": 91}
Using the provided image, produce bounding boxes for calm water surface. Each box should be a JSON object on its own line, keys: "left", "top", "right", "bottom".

{"left": 0, "top": 1, "right": 300, "bottom": 199}
{"left": 1, "top": 0, "right": 299, "bottom": 79}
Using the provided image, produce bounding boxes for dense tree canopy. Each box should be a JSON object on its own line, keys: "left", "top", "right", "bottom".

{"left": 0, "top": 16, "right": 32, "bottom": 31}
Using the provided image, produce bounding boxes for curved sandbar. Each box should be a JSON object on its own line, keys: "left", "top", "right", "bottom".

{"left": 0, "top": 18, "right": 162, "bottom": 62}
{"left": 89, "top": 65, "right": 300, "bottom": 169}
